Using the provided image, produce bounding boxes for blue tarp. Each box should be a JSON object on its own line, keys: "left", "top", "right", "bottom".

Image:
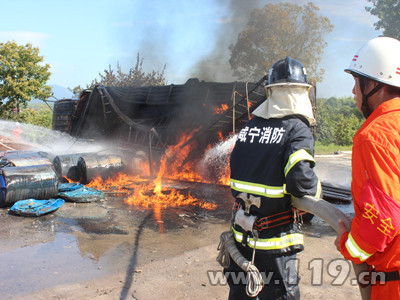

{"left": 58, "top": 186, "right": 104, "bottom": 203}
{"left": 10, "top": 199, "right": 65, "bottom": 217}
{"left": 58, "top": 182, "right": 84, "bottom": 192}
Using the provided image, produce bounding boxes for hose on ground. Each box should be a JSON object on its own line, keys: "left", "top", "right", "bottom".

{"left": 217, "top": 231, "right": 263, "bottom": 297}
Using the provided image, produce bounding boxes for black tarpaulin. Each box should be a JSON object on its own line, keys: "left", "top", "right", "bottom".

{"left": 70, "top": 78, "right": 267, "bottom": 151}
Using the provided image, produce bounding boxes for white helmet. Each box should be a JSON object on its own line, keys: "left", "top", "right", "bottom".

{"left": 345, "top": 37, "right": 400, "bottom": 88}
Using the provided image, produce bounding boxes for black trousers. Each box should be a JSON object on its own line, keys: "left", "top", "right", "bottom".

{"left": 223, "top": 245, "right": 300, "bottom": 300}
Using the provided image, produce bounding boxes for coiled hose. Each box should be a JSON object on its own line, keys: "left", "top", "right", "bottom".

{"left": 217, "top": 231, "right": 264, "bottom": 297}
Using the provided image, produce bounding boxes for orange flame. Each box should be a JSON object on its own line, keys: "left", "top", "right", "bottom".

{"left": 217, "top": 131, "right": 224, "bottom": 140}
{"left": 213, "top": 104, "right": 229, "bottom": 114}
{"left": 219, "top": 172, "right": 230, "bottom": 186}
{"left": 85, "top": 173, "right": 146, "bottom": 189}
{"left": 63, "top": 176, "right": 74, "bottom": 183}
{"left": 76, "top": 130, "right": 219, "bottom": 233}
{"left": 124, "top": 182, "right": 217, "bottom": 210}
{"left": 155, "top": 130, "right": 204, "bottom": 183}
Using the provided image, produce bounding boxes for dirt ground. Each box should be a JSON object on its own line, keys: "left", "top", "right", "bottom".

{"left": 0, "top": 135, "right": 359, "bottom": 299}
{"left": 0, "top": 190, "right": 360, "bottom": 300}
{"left": 8, "top": 218, "right": 360, "bottom": 300}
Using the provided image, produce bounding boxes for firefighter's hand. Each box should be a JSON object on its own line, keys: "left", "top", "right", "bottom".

{"left": 334, "top": 219, "right": 349, "bottom": 251}
{"left": 292, "top": 207, "right": 307, "bottom": 216}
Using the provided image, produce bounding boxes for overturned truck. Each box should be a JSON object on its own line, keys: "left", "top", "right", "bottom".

{"left": 53, "top": 78, "right": 274, "bottom": 173}
{"left": 52, "top": 78, "right": 325, "bottom": 186}
{"left": 50, "top": 79, "right": 356, "bottom": 204}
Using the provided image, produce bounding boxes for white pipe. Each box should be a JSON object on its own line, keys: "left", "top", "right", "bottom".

{"left": 292, "top": 195, "right": 371, "bottom": 300}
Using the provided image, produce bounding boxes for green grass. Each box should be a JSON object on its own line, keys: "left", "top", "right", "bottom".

{"left": 314, "top": 142, "right": 352, "bottom": 155}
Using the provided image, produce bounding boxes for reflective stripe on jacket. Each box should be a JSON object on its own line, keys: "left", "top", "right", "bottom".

{"left": 230, "top": 179, "right": 285, "bottom": 198}
{"left": 232, "top": 226, "right": 304, "bottom": 250}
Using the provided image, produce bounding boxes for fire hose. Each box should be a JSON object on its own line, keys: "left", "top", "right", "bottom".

{"left": 217, "top": 195, "right": 371, "bottom": 299}
{"left": 217, "top": 230, "right": 264, "bottom": 297}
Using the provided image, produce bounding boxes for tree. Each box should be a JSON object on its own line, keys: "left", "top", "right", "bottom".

{"left": 0, "top": 42, "right": 51, "bottom": 116}
{"left": 315, "top": 97, "right": 363, "bottom": 146}
{"left": 366, "top": 0, "right": 400, "bottom": 39}
{"left": 7, "top": 105, "right": 53, "bottom": 129}
{"left": 229, "top": 2, "right": 333, "bottom": 82}
{"left": 71, "top": 54, "right": 167, "bottom": 97}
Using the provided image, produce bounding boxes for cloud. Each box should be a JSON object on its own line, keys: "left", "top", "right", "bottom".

{"left": 0, "top": 31, "right": 50, "bottom": 47}
{"left": 332, "top": 36, "right": 374, "bottom": 42}
{"left": 112, "top": 20, "right": 154, "bottom": 28}
{"left": 107, "top": 51, "right": 134, "bottom": 59}
{"left": 49, "top": 62, "right": 77, "bottom": 73}
{"left": 313, "top": 0, "right": 378, "bottom": 27}
{"left": 270, "top": 0, "right": 378, "bottom": 27}
{"left": 215, "top": 16, "right": 248, "bottom": 24}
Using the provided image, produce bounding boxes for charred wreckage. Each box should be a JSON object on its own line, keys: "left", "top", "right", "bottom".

{"left": 0, "top": 77, "right": 350, "bottom": 213}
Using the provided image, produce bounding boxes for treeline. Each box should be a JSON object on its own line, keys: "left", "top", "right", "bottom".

{"left": 314, "top": 97, "right": 364, "bottom": 146}
{"left": 7, "top": 103, "right": 53, "bottom": 129}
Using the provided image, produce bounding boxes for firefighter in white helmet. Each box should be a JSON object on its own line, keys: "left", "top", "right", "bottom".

{"left": 12, "top": 122, "right": 22, "bottom": 140}
{"left": 225, "top": 57, "right": 321, "bottom": 299}
{"left": 334, "top": 37, "right": 400, "bottom": 299}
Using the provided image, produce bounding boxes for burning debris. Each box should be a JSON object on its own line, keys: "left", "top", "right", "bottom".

{"left": 0, "top": 78, "right": 268, "bottom": 218}
{"left": 213, "top": 104, "right": 229, "bottom": 114}
{"left": 0, "top": 75, "right": 352, "bottom": 225}
{"left": 0, "top": 129, "right": 229, "bottom": 218}
{"left": 3, "top": 75, "right": 343, "bottom": 226}
{"left": 73, "top": 131, "right": 223, "bottom": 211}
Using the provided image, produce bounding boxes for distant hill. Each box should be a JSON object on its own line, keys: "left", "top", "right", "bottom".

{"left": 50, "top": 84, "right": 75, "bottom": 100}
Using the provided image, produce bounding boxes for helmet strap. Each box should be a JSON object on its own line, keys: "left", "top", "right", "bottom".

{"left": 359, "top": 77, "right": 383, "bottom": 119}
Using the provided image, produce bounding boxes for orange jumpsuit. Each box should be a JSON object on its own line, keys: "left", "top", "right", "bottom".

{"left": 339, "top": 98, "right": 400, "bottom": 299}
{"left": 12, "top": 126, "right": 22, "bottom": 140}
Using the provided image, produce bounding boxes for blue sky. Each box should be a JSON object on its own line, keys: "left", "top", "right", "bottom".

{"left": 0, "top": 0, "right": 382, "bottom": 98}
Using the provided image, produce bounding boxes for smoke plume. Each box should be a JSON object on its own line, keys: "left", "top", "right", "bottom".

{"left": 189, "top": 0, "right": 262, "bottom": 82}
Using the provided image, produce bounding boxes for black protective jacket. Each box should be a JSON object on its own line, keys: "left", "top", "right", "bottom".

{"left": 230, "top": 114, "right": 321, "bottom": 255}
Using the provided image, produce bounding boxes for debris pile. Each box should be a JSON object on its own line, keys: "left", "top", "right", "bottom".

{"left": 0, "top": 150, "right": 117, "bottom": 216}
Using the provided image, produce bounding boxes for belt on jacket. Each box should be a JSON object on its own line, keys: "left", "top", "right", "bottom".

{"left": 233, "top": 202, "right": 296, "bottom": 232}
{"left": 254, "top": 210, "right": 294, "bottom": 231}
{"left": 359, "top": 268, "right": 400, "bottom": 287}
{"left": 374, "top": 269, "right": 400, "bottom": 283}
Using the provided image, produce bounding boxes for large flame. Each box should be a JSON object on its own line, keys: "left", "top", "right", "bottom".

{"left": 79, "top": 130, "right": 222, "bottom": 231}
{"left": 126, "top": 130, "right": 219, "bottom": 210}
{"left": 156, "top": 131, "right": 204, "bottom": 182}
